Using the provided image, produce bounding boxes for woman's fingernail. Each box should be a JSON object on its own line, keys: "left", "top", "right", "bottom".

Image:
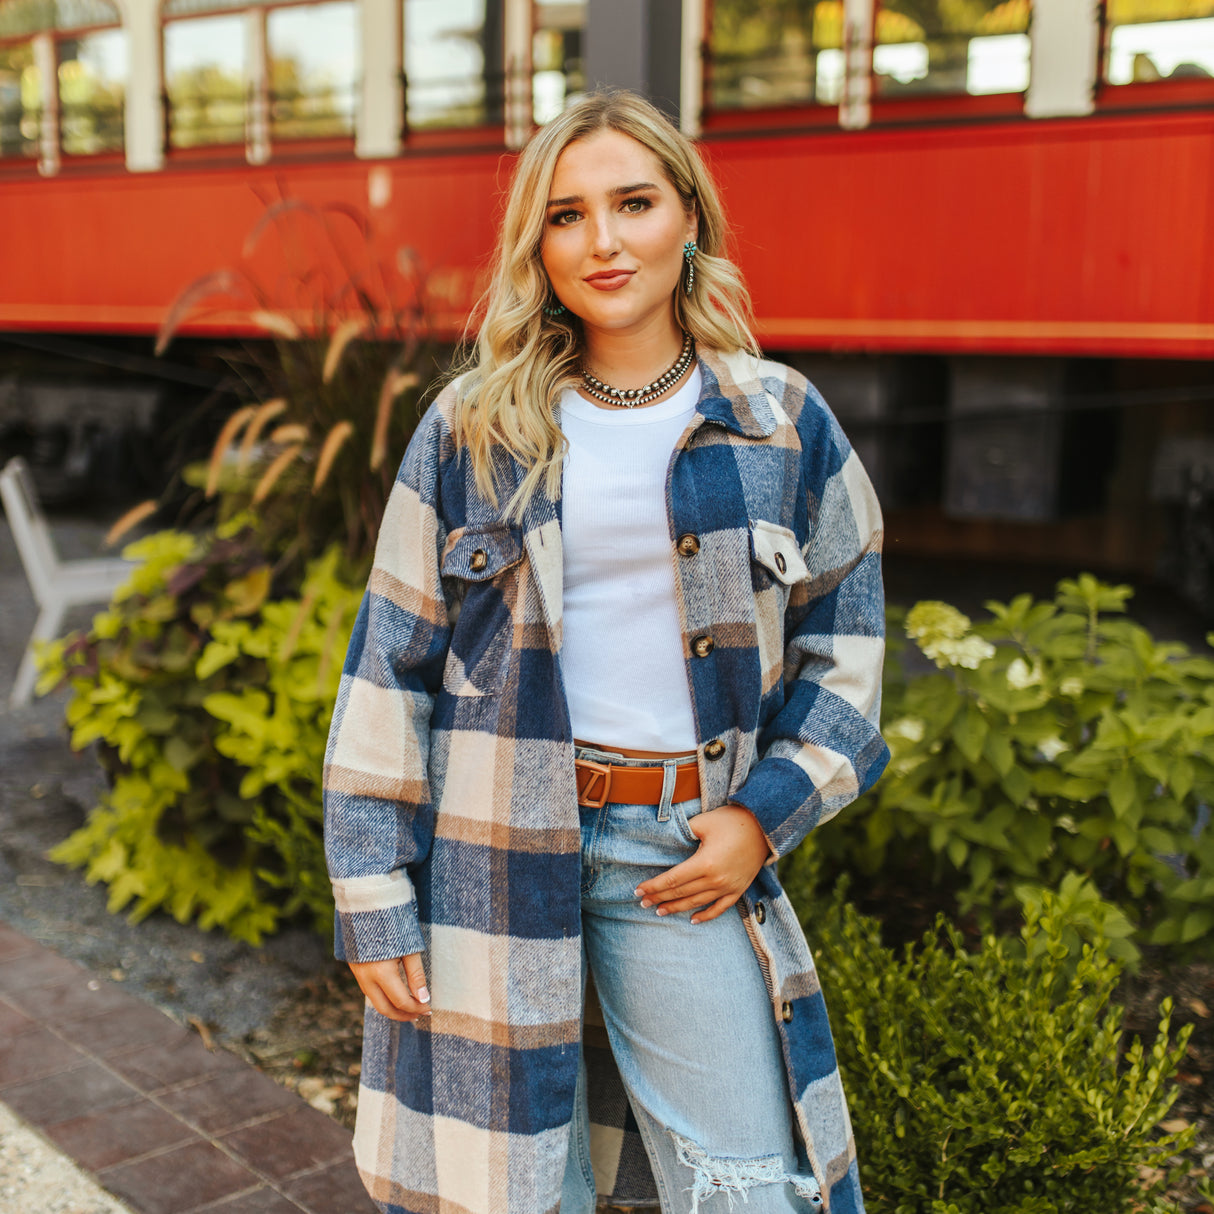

{"left": 634, "top": 887, "right": 645, "bottom": 897}
{"left": 418, "top": 987, "right": 430, "bottom": 1004}
{"left": 639, "top": 898, "right": 653, "bottom": 909}
{"left": 656, "top": 907, "right": 668, "bottom": 916}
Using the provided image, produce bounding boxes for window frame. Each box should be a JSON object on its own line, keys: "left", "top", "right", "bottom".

{"left": 1094, "top": 0, "right": 1214, "bottom": 109}
{"left": 699, "top": 0, "right": 1034, "bottom": 133}
{"left": 0, "top": 0, "right": 126, "bottom": 170}
{"left": 700, "top": 0, "right": 844, "bottom": 123}
{"left": 160, "top": 0, "right": 360, "bottom": 163}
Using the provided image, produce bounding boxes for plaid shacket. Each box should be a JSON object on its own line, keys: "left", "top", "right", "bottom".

{"left": 323, "top": 347, "right": 889, "bottom": 1214}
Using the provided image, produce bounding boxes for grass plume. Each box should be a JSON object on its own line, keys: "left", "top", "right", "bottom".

{"left": 207, "top": 406, "right": 257, "bottom": 498}
{"left": 237, "top": 399, "right": 288, "bottom": 470}
{"left": 252, "top": 444, "right": 304, "bottom": 505}
{"left": 313, "top": 421, "right": 354, "bottom": 491}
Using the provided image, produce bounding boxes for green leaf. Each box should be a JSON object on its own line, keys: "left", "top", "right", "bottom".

{"left": 1000, "top": 765, "right": 1032, "bottom": 805}
{"left": 1110, "top": 819, "right": 1137, "bottom": 856}
{"left": 983, "top": 730, "right": 1015, "bottom": 778}
{"left": 953, "top": 705, "right": 989, "bottom": 763}
{"left": 1108, "top": 767, "right": 1137, "bottom": 820}
{"left": 946, "top": 836, "right": 968, "bottom": 869}
{"left": 969, "top": 849, "right": 994, "bottom": 892}
{"left": 196, "top": 640, "right": 240, "bottom": 680}
{"left": 1170, "top": 757, "right": 1195, "bottom": 801}
{"left": 1178, "top": 909, "right": 1214, "bottom": 944}
{"left": 163, "top": 735, "right": 199, "bottom": 774}
{"left": 223, "top": 566, "right": 272, "bottom": 617}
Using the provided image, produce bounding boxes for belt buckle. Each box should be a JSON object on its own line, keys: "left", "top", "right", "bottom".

{"left": 576, "top": 759, "right": 613, "bottom": 809}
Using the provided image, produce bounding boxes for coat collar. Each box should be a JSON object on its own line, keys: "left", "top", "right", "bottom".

{"left": 510, "top": 345, "right": 778, "bottom": 640}
{"left": 693, "top": 347, "right": 779, "bottom": 440}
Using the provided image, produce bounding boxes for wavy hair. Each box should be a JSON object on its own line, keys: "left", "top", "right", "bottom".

{"left": 451, "top": 90, "right": 758, "bottom": 516}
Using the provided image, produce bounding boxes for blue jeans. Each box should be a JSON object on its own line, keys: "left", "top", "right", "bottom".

{"left": 561, "top": 750, "right": 823, "bottom": 1214}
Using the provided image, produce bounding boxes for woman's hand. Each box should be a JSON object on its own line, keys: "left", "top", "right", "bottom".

{"left": 349, "top": 954, "right": 431, "bottom": 1022}
{"left": 635, "top": 803, "right": 772, "bottom": 924}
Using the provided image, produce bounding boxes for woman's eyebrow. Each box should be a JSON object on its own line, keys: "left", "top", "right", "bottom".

{"left": 546, "top": 182, "right": 661, "bottom": 208}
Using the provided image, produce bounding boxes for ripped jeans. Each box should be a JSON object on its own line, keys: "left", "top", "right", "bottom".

{"left": 561, "top": 751, "right": 821, "bottom": 1214}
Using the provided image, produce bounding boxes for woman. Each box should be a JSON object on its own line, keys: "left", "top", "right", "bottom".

{"left": 324, "top": 91, "right": 888, "bottom": 1214}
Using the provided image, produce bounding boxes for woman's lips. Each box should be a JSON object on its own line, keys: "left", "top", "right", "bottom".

{"left": 583, "top": 271, "right": 634, "bottom": 291}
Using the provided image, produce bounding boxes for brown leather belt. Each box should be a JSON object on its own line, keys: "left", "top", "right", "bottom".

{"left": 574, "top": 754, "right": 701, "bottom": 809}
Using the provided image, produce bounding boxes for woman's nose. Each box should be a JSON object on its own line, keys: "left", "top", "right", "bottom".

{"left": 589, "top": 211, "right": 619, "bottom": 258}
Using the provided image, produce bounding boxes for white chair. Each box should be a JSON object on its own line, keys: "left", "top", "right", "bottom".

{"left": 0, "top": 457, "right": 134, "bottom": 708}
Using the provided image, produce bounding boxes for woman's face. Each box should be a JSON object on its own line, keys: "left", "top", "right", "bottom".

{"left": 540, "top": 128, "right": 697, "bottom": 338}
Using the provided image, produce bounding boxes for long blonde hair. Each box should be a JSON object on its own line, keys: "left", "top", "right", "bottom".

{"left": 451, "top": 90, "right": 758, "bottom": 516}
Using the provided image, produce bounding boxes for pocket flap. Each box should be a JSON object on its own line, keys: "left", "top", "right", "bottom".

{"left": 749, "top": 519, "right": 808, "bottom": 586}
{"left": 441, "top": 524, "right": 524, "bottom": 581}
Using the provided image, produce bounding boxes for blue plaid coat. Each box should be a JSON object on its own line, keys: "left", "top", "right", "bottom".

{"left": 323, "top": 347, "right": 889, "bottom": 1214}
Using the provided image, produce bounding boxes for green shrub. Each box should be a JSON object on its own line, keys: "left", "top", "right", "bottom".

{"left": 793, "top": 870, "right": 1194, "bottom": 1213}
{"left": 41, "top": 526, "right": 362, "bottom": 943}
{"left": 811, "top": 574, "right": 1214, "bottom": 956}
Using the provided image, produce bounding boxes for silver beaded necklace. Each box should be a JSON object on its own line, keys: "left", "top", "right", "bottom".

{"left": 580, "top": 332, "right": 695, "bottom": 408}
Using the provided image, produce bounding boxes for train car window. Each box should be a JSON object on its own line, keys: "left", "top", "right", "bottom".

{"left": 1104, "top": 0, "right": 1214, "bottom": 84}
{"left": 532, "top": 0, "right": 586, "bottom": 123}
{"left": 0, "top": 40, "right": 39, "bottom": 159}
{"left": 873, "top": 0, "right": 1030, "bottom": 97}
{"left": 0, "top": 0, "right": 119, "bottom": 39}
{"left": 268, "top": 0, "right": 357, "bottom": 139}
{"left": 403, "top": 0, "right": 496, "bottom": 128}
{"left": 58, "top": 28, "right": 125, "bottom": 155}
{"left": 706, "top": 0, "right": 844, "bottom": 110}
{"left": 0, "top": 0, "right": 123, "bottom": 161}
{"left": 163, "top": 12, "right": 247, "bottom": 148}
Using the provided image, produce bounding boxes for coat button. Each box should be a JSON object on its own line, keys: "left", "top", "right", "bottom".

{"left": 754, "top": 901, "right": 766, "bottom": 924}
{"left": 774, "top": 552, "right": 787, "bottom": 574}
{"left": 691, "top": 635, "right": 714, "bottom": 658}
{"left": 704, "top": 739, "right": 725, "bottom": 760}
{"left": 677, "top": 533, "right": 700, "bottom": 557}
{"left": 781, "top": 1000, "right": 793, "bottom": 1022}
{"left": 469, "top": 549, "right": 487, "bottom": 571}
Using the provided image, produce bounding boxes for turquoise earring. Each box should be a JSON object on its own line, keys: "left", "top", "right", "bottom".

{"left": 683, "top": 241, "right": 698, "bottom": 295}
{"left": 543, "top": 298, "right": 567, "bottom": 317}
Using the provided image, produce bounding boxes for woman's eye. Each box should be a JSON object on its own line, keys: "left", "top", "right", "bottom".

{"left": 550, "top": 210, "right": 580, "bottom": 226}
{"left": 622, "top": 197, "right": 651, "bottom": 214}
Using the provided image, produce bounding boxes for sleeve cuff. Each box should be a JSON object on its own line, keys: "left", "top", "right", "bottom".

{"left": 331, "top": 871, "right": 427, "bottom": 962}
{"left": 729, "top": 754, "right": 823, "bottom": 860}
{"left": 334, "top": 901, "right": 426, "bottom": 963}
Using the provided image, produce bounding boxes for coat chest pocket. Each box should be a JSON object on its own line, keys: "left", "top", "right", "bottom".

{"left": 440, "top": 525, "right": 523, "bottom": 697}
{"left": 749, "top": 519, "right": 808, "bottom": 588}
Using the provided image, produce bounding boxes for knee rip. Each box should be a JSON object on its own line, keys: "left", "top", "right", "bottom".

{"left": 669, "top": 1130, "right": 823, "bottom": 1212}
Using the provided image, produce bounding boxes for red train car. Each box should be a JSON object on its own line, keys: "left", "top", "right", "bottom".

{"left": 1, "top": 0, "right": 1212, "bottom": 600}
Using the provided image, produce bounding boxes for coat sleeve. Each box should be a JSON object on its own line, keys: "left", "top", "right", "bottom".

{"left": 322, "top": 403, "right": 453, "bottom": 962}
{"left": 729, "top": 381, "right": 890, "bottom": 859}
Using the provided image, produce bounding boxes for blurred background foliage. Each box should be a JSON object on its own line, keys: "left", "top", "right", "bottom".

{"left": 38, "top": 199, "right": 430, "bottom": 942}
{"left": 801, "top": 575, "right": 1214, "bottom": 964}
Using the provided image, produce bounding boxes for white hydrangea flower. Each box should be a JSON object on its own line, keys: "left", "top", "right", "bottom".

{"left": 1038, "top": 735, "right": 1069, "bottom": 761}
{"left": 886, "top": 716, "right": 926, "bottom": 743}
{"left": 906, "top": 601, "right": 971, "bottom": 643}
{"left": 1006, "top": 658, "right": 1043, "bottom": 690}
{"left": 922, "top": 634, "right": 996, "bottom": 669}
{"left": 908, "top": 601, "right": 995, "bottom": 669}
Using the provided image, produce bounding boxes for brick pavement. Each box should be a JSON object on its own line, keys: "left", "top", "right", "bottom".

{"left": 0, "top": 921, "right": 376, "bottom": 1214}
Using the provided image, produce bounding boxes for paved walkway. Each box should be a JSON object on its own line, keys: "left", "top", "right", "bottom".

{"left": 0, "top": 921, "right": 375, "bottom": 1214}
